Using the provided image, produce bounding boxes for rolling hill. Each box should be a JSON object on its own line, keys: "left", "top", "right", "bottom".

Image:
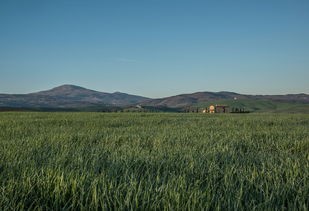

{"left": 0, "top": 85, "right": 308, "bottom": 112}
{"left": 140, "top": 91, "right": 308, "bottom": 105}
{"left": 139, "top": 91, "right": 309, "bottom": 113}
{"left": 0, "top": 85, "right": 149, "bottom": 109}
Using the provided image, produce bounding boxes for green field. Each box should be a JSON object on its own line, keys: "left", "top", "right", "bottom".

{"left": 0, "top": 112, "right": 308, "bottom": 210}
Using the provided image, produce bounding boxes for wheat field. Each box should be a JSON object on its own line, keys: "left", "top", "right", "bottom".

{"left": 0, "top": 112, "right": 308, "bottom": 210}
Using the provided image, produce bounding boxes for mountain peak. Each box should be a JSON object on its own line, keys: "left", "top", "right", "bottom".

{"left": 50, "top": 84, "right": 90, "bottom": 91}
{"left": 32, "top": 84, "right": 102, "bottom": 96}
{"left": 18, "top": 84, "right": 149, "bottom": 107}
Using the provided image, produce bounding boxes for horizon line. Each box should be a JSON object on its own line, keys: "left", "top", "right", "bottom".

{"left": 0, "top": 84, "right": 308, "bottom": 97}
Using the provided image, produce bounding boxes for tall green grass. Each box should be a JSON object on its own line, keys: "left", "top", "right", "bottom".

{"left": 0, "top": 112, "right": 308, "bottom": 210}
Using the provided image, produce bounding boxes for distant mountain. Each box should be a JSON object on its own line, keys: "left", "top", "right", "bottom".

{"left": 141, "top": 91, "right": 308, "bottom": 108}
{"left": 0, "top": 85, "right": 308, "bottom": 112}
{"left": 140, "top": 91, "right": 247, "bottom": 108}
{"left": 0, "top": 85, "right": 149, "bottom": 109}
{"left": 140, "top": 91, "right": 309, "bottom": 113}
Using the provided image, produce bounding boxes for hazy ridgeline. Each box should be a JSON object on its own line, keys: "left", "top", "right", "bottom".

{"left": 0, "top": 113, "right": 308, "bottom": 210}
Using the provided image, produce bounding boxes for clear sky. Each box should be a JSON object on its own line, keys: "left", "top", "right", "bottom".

{"left": 0, "top": 0, "right": 308, "bottom": 97}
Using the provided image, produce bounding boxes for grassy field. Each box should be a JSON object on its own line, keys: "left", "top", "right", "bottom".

{"left": 0, "top": 112, "right": 308, "bottom": 210}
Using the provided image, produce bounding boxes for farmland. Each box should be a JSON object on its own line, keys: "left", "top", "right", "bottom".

{"left": 0, "top": 112, "right": 308, "bottom": 210}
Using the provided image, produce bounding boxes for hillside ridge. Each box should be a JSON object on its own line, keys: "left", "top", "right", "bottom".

{"left": 0, "top": 85, "right": 308, "bottom": 112}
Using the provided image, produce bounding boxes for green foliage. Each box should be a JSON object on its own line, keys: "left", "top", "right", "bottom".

{"left": 197, "top": 99, "right": 309, "bottom": 113}
{"left": 0, "top": 112, "right": 308, "bottom": 210}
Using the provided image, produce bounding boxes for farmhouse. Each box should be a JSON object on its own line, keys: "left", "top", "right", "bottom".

{"left": 204, "top": 105, "right": 229, "bottom": 113}
{"left": 215, "top": 105, "right": 229, "bottom": 113}
{"left": 209, "top": 105, "right": 215, "bottom": 113}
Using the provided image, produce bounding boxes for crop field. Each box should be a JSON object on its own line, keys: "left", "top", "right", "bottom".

{"left": 0, "top": 112, "right": 308, "bottom": 210}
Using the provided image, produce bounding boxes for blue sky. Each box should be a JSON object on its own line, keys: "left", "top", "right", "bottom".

{"left": 0, "top": 0, "right": 308, "bottom": 97}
